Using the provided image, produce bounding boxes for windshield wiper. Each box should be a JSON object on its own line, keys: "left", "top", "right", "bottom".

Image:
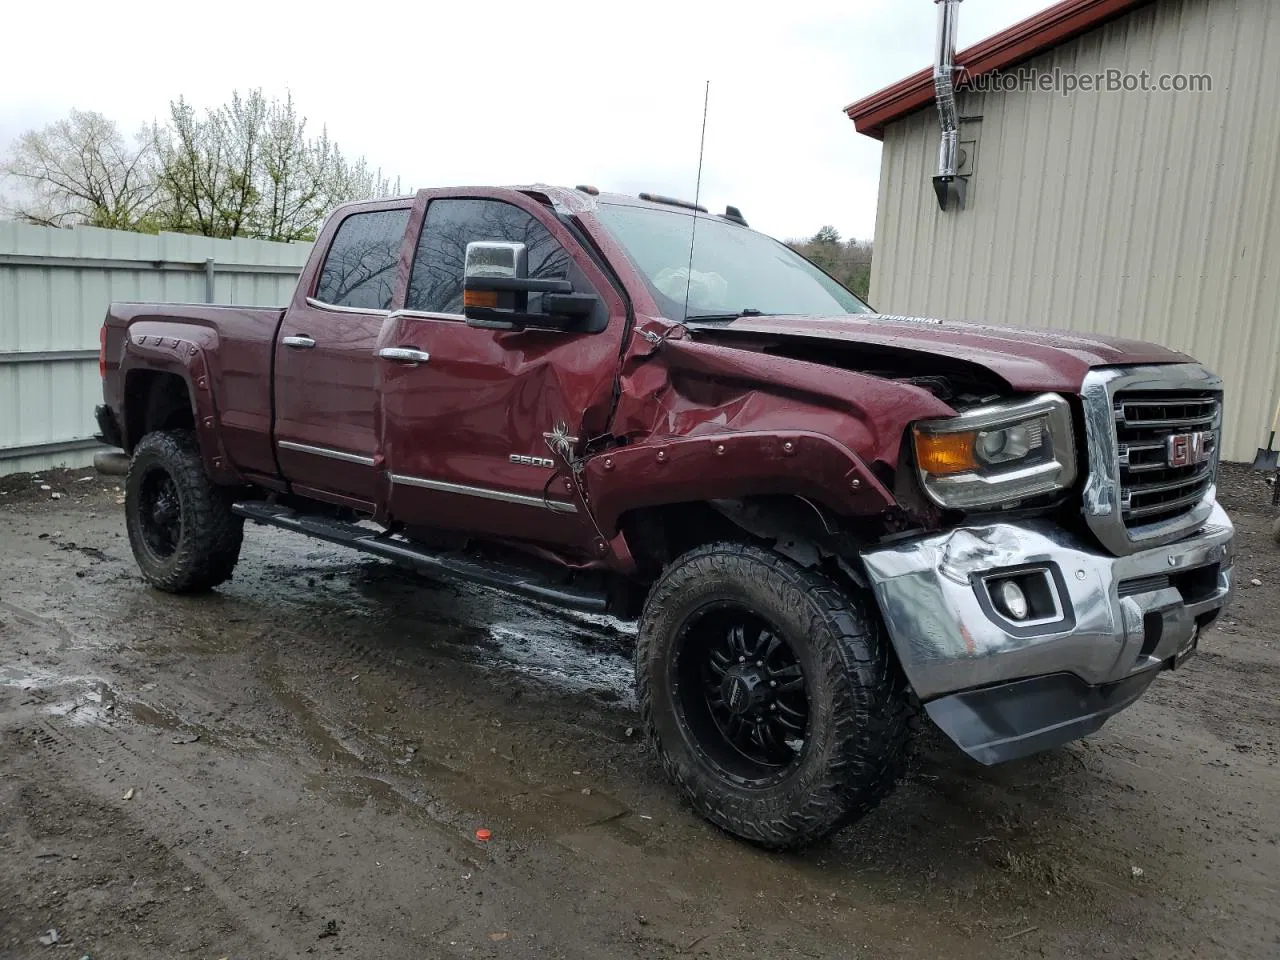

{"left": 685, "top": 308, "right": 767, "bottom": 322}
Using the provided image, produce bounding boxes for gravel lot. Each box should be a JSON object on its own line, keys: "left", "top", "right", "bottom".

{"left": 1, "top": 463, "right": 1276, "bottom": 959}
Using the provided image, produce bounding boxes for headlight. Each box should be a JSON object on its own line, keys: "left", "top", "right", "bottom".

{"left": 912, "top": 393, "right": 1077, "bottom": 510}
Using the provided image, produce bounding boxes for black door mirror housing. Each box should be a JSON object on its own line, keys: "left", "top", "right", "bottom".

{"left": 462, "top": 241, "right": 599, "bottom": 332}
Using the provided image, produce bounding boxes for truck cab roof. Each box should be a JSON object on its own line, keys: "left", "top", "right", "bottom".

{"left": 327, "top": 185, "right": 748, "bottom": 229}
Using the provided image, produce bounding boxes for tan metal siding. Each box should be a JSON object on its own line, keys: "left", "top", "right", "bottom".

{"left": 870, "top": 0, "right": 1280, "bottom": 462}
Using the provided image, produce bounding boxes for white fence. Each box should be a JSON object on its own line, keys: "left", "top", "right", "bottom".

{"left": 0, "top": 222, "right": 311, "bottom": 475}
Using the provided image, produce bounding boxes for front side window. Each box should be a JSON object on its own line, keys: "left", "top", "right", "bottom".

{"left": 314, "top": 208, "right": 410, "bottom": 310}
{"left": 594, "top": 202, "right": 871, "bottom": 321}
{"left": 407, "top": 198, "right": 576, "bottom": 315}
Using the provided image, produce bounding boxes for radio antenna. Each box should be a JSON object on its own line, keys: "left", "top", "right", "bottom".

{"left": 681, "top": 81, "right": 710, "bottom": 323}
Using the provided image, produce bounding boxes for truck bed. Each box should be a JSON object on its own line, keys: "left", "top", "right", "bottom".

{"left": 103, "top": 302, "right": 287, "bottom": 479}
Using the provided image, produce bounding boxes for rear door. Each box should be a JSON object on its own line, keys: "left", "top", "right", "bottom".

{"left": 274, "top": 203, "right": 411, "bottom": 512}
{"left": 373, "top": 190, "right": 628, "bottom": 556}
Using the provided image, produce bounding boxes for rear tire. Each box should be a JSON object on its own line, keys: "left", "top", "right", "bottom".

{"left": 637, "top": 542, "right": 913, "bottom": 850}
{"left": 1272, "top": 515, "right": 1280, "bottom": 546}
{"left": 125, "top": 429, "right": 243, "bottom": 593}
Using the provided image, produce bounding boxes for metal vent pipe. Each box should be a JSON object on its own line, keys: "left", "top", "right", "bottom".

{"left": 933, "top": 0, "right": 963, "bottom": 208}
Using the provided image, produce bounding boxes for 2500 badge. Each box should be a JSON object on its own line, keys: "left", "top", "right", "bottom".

{"left": 509, "top": 454, "right": 556, "bottom": 469}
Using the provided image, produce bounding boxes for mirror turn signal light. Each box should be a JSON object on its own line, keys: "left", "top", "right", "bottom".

{"left": 913, "top": 429, "right": 979, "bottom": 476}
{"left": 463, "top": 289, "right": 500, "bottom": 308}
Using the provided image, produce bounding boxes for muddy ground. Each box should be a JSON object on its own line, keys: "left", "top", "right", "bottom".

{"left": 1, "top": 464, "right": 1276, "bottom": 959}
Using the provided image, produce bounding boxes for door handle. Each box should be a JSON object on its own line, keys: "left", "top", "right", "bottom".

{"left": 378, "top": 347, "right": 431, "bottom": 364}
{"left": 282, "top": 335, "right": 316, "bottom": 349}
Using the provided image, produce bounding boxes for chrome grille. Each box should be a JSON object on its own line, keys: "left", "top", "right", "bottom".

{"left": 1081, "top": 364, "right": 1223, "bottom": 557}
{"left": 1114, "top": 392, "right": 1220, "bottom": 528}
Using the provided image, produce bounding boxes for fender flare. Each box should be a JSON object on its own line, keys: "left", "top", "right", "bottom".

{"left": 583, "top": 430, "right": 895, "bottom": 534}
{"left": 118, "top": 327, "right": 242, "bottom": 485}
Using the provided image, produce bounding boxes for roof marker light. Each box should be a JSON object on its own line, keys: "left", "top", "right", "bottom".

{"left": 638, "top": 192, "right": 708, "bottom": 213}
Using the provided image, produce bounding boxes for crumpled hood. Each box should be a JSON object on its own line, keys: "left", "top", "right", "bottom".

{"left": 687, "top": 314, "right": 1193, "bottom": 393}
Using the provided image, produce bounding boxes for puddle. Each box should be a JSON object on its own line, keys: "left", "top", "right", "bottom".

{"left": 486, "top": 621, "right": 635, "bottom": 704}
{"left": 42, "top": 683, "right": 116, "bottom": 727}
{"left": 226, "top": 530, "right": 641, "bottom": 704}
{"left": 0, "top": 663, "right": 101, "bottom": 690}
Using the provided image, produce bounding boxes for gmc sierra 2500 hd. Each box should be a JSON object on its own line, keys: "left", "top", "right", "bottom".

{"left": 95, "top": 185, "right": 1234, "bottom": 848}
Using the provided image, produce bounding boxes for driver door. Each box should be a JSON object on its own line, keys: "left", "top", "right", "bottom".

{"left": 374, "top": 191, "right": 628, "bottom": 557}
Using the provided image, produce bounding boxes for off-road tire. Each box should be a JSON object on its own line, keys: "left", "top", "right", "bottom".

{"left": 637, "top": 542, "right": 914, "bottom": 850}
{"left": 125, "top": 429, "right": 243, "bottom": 593}
{"left": 1272, "top": 515, "right": 1280, "bottom": 546}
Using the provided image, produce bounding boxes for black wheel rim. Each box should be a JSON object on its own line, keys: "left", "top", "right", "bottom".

{"left": 672, "top": 601, "right": 810, "bottom": 787}
{"left": 137, "top": 466, "right": 183, "bottom": 559}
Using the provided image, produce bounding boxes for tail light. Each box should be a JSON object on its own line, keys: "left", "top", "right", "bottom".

{"left": 99, "top": 325, "right": 107, "bottom": 379}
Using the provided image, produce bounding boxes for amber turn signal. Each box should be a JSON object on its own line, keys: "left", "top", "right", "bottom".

{"left": 914, "top": 429, "right": 979, "bottom": 476}
{"left": 463, "top": 289, "right": 499, "bottom": 308}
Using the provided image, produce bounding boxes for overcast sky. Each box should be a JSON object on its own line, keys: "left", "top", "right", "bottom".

{"left": 0, "top": 0, "right": 1058, "bottom": 242}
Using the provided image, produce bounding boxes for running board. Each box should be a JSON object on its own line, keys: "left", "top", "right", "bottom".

{"left": 232, "top": 502, "right": 609, "bottom": 614}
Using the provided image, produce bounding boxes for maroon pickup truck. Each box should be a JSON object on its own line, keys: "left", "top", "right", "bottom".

{"left": 95, "top": 185, "right": 1234, "bottom": 848}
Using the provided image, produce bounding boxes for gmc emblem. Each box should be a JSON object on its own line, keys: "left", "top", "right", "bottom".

{"left": 1166, "top": 431, "right": 1214, "bottom": 468}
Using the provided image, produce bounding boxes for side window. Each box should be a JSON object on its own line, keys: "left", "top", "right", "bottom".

{"left": 407, "top": 199, "right": 585, "bottom": 315}
{"left": 313, "top": 208, "right": 410, "bottom": 310}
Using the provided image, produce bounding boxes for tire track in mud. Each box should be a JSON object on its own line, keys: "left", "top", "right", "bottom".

{"left": 4, "top": 590, "right": 740, "bottom": 958}
{"left": 15, "top": 691, "right": 549, "bottom": 958}
{"left": 1, "top": 600, "right": 77, "bottom": 647}
{"left": 9, "top": 565, "right": 1197, "bottom": 958}
{"left": 9, "top": 502, "right": 1280, "bottom": 959}
{"left": 253, "top": 616, "right": 656, "bottom": 848}
{"left": 16, "top": 703, "right": 306, "bottom": 957}
{"left": 238, "top": 597, "right": 1029, "bottom": 960}
{"left": 234, "top": 601, "right": 977, "bottom": 955}
{"left": 9, "top": 546, "right": 777, "bottom": 956}
{"left": 2, "top": 603, "right": 397, "bottom": 957}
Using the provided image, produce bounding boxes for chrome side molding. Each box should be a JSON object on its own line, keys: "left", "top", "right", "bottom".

{"left": 277, "top": 440, "right": 375, "bottom": 467}
{"left": 389, "top": 474, "right": 577, "bottom": 514}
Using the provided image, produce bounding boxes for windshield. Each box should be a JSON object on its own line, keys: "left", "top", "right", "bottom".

{"left": 593, "top": 202, "right": 872, "bottom": 321}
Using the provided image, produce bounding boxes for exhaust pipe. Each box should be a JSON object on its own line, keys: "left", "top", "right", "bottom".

{"left": 933, "top": 0, "right": 964, "bottom": 210}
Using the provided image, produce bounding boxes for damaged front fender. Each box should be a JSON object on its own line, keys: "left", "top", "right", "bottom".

{"left": 591, "top": 324, "right": 958, "bottom": 533}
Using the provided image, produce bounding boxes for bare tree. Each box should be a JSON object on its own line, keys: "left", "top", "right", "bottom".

{"left": 3, "top": 93, "right": 399, "bottom": 240}
{"left": 0, "top": 110, "right": 160, "bottom": 229}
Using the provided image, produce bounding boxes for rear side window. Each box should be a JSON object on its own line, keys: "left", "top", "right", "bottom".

{"left": 314, "top": 208, "right": 410, "bottom": 310}
{"left": 406, "top": 199, "right": 575, "bottom": 315}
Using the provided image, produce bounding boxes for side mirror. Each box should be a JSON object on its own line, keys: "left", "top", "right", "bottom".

{"left": 463, "top": 241, "right": 598, "bottom": 332}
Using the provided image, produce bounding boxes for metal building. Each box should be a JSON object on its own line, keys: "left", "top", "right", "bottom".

{"left": 845, "top": 0, "right": 1280, "bottom": 462}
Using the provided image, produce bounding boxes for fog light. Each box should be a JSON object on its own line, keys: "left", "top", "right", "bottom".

{"left": 995, "top": 580, "right": 1030, "bottom": 621}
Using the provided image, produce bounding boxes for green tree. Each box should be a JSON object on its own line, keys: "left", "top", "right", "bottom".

{"left": 813, "top": 224, "right": 842, "bottom": 245}
{"left": 787, "top": 228, "right": 874, "bottom": 301}
{"left": 156, "top": 89, "right": 399, "bottom": 242}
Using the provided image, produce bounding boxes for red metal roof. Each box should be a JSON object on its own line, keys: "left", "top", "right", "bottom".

{"left": 845, "top": 0, "right": 1156, "bottom": 140}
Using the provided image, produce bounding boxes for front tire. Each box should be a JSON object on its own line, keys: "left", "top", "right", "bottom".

{"left": 637, "top": 542, "right": 913, "bottom": 850}
{"left": 125, "top": 429, "right": 243, "bottom": 593}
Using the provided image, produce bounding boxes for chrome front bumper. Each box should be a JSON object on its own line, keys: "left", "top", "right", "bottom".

{"left": 861, "top": 502, "right": 1234, "bottom": 762}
